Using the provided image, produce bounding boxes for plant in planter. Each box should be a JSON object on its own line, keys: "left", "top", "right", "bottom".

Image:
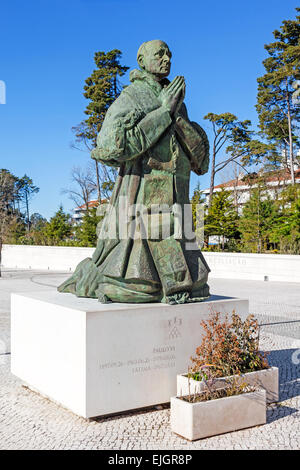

{"left": 177, "top": 311, "right": 279, "bottom": 403}
{"left": 171, "top": 365, "right": 266, "bottom": 441}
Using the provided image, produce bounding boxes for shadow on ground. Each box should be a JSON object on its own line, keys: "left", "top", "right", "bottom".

{"left": 267, "top": 404, "right": 299, "bottom": 423}
{"left": 266, "top": 348, "right": 300, "bottom": 402}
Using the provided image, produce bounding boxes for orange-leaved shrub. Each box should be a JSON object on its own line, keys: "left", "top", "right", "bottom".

{"left": 190, "top": 311, "right": 269, "bottom": 379}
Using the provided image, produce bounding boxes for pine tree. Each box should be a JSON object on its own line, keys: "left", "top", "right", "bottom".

{"left": 256, "top": 8, "right": 300, "bottom": 183}
{"left": 205, "top": 189, "right": 239, "bottom": 250}
{"left": 76, "top": 208, "right": 102, "bottom": 247}
{"left": 44, "top": 206, "right": 72, "bottom": 245}
{"left": 73, "top": 50, "right": 129, "bottom": 201}
{"left": 75, "top": 207, "right": 102, "bottom": 247}
{"left": 239, "top": 185, "right": 275, "bottom": 253}
{"left": 17, "top": 175, "right": 39, "bottom": 230}
{"left": 269, "top": 185, "right": 300, "bottom": 253}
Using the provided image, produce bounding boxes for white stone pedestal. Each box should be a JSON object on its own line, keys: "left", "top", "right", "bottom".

{"left": 11, "top": 291, "right": 248, "bottom": 418}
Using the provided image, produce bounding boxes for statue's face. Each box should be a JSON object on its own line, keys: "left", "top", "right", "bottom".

{"left": 140, "top": 40, "right": 172, "bottom": 79}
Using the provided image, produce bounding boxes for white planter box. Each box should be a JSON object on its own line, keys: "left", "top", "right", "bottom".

{"left": 177, "top": 366, "right": 278, "bottom": 404}
{"left": 171, "top": 388, "right": 266, "bottom": 441}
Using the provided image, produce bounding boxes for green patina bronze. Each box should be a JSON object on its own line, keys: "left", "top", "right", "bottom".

{"left": 58, "top": 40, "right": 210, "bottom": 304}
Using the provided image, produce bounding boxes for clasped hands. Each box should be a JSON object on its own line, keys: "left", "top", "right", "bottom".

{"left": 160, "top": 76, "right": 185, "bottom": 117}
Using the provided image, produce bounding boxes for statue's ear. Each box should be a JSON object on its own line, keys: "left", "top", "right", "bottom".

{"left": 137, "top": 54, "right": 144, "bottom": 69}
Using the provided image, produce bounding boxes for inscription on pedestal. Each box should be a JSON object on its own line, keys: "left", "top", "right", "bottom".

{"left": 99, "top": 344, "right": 176, "bottom": 375}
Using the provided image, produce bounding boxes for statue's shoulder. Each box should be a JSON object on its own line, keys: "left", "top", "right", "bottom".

{"left": 121, "top": 80, "right": 147, "bottom": 103}
{"left": 97, "top": 82, "right": 146, "bottom": 146}
{"left": 102, "top": 69, "right": 158, "bottom": 131}
{"left": 105, "top": 82, "right": 139, "bottom": 116}
{"left": 104, "top": 82, "right": 146, "bottom": 128}
{"left": 99, "top": 90, "right": 131, "bottom": 130}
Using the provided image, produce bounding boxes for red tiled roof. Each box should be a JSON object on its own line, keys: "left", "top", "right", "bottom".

{"left": 75, "top": 199, "right": 107, "bottom": 210}
{"left": 212, "top": 168, "right": 300, "bottom": 190}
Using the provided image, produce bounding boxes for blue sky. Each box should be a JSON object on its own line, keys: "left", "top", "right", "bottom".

{"left": 0, "top": 0, "right": 298, "bottom": 219}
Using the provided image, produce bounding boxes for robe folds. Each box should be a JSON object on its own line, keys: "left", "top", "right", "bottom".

{"left": 58, "top": 69, "right": 211, "bottom": 304}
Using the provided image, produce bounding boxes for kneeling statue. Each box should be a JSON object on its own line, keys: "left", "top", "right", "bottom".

{"left": 58, "top": 40, "right": 210, "bottom": 304}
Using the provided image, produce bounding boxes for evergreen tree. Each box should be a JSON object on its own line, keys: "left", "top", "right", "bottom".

{"left": 73, "top": 50, "right": 129, "bottom": 201}
{"left": 44, "top": 206, "right": 72, "bottom": 245}
{"left": 17, "top": 175, "right": 39, "bottom": 230}
{"left": 256, "top": 8, "right": 300, "bottom": 183}
{"left": 205, "top": 189, "right": 239, "bottom": 250}
{"left": 75, "top": 207, "right": 102, "bottom": 247}
{"left": 239, "top": 185, "right": 275, "bottom": 253}
{"left": 269, "top": 185, "right": 300, "bottom": 253}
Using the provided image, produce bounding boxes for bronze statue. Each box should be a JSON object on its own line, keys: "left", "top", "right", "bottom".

{"left": 58, "top": 40, "right": 210, "bottom": 304}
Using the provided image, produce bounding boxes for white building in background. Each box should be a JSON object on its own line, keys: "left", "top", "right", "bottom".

{"left": 202, "top": 165, "right": 300, "bottom": 214}
{"left": 72, "top": 200, "right": 100, "bottom": 224}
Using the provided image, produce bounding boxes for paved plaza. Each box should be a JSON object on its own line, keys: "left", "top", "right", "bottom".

{"left": 0, "top": 269, "right": 299, "bottom": 450}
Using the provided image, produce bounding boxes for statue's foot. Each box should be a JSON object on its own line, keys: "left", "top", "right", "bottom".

{"left": 164, "top": 291, "right": 190, "bottom": 305}
{"left": 187, "top": 295, "right": 209, "bottom": 303}
{"left": 163, "top": 284, "right": 210, "bottom": 305}
{"left": 189, "top": 283, "right": 210, "bottom": 302}
{"left": 97, "top": 291, "right": 112, "bottom": 304}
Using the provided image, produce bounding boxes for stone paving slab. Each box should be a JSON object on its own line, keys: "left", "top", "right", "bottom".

{"left": 209, "top": 278, "right": 300, "bottom": 319}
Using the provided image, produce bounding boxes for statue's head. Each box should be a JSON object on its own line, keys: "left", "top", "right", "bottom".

{"left": 137, "top": 40, "right": 172, "bottom": 80}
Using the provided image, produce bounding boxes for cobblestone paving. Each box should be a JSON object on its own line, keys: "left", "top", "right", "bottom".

{"left": 0, "top": 270, "right": 299, "bottom": 450}
{"left": 0, "top": 333, "right": 299, "bottom": 450}
{"left": 209, "top": 278, "right": 300, "bottom": 340}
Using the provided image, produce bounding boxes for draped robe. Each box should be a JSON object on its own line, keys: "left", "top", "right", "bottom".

{"left": 58, "top": 69, "right": 211, "bottom": 304}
